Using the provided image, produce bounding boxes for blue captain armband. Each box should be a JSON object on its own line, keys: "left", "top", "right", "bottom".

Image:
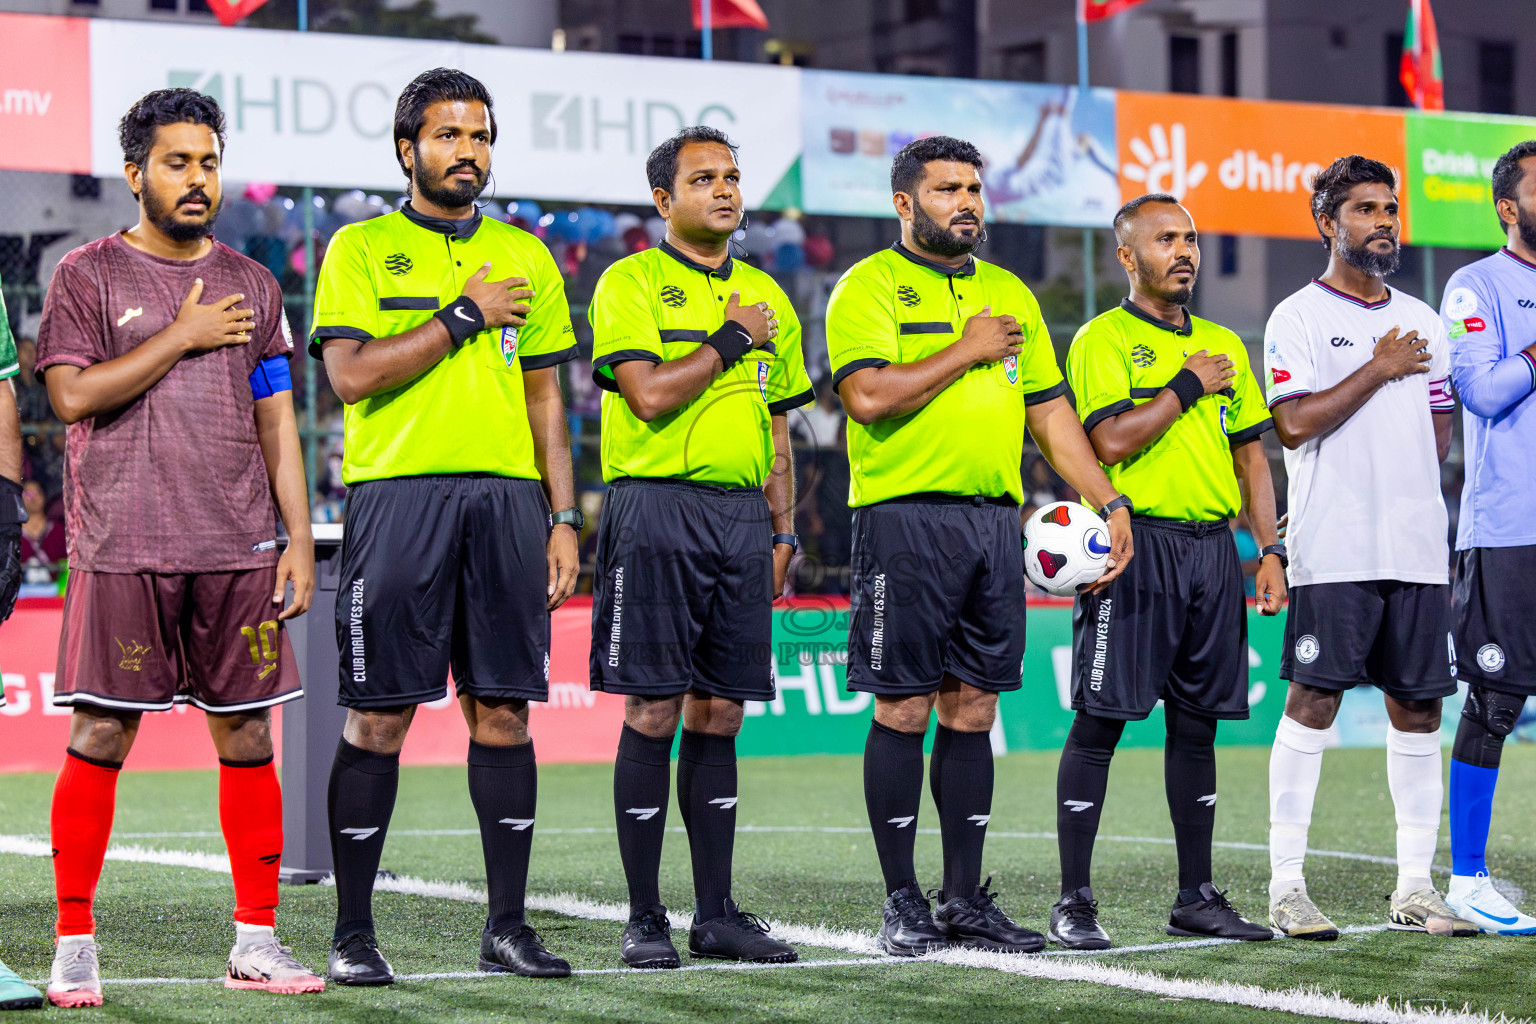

{"left": 249, "top": 355, "right": 293, "bottom": 400}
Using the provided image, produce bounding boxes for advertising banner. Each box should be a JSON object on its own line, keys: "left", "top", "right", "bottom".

{"left": 1115, "top": 91, "right": 1408, "bottom": 242}
{"left": 800, "top": 70, "right": 1119, "bottom": 226}
{"left": 84, "top": 20, "right": 801, "bottom": 208}
{"left": 1406, "top": 112, "right": 1536, "bottom": 249}
{"left": 0, "top": 13, "right": 91, "bottom": 175}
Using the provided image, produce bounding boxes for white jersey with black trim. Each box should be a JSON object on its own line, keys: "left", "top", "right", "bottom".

{"left": 1262, "top": 279, "right": 1453, "bottom": 587}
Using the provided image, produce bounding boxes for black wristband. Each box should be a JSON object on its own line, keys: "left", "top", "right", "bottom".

{"left": 0, "top": 477, "right": 22, "bottom": 526}
{"left": 433, "top": 295, "right": 486, "bottom": 349}
{"left": 1164, "top": 368, "right": 1205, "bottom": 412}
{"left": 704, "top": 321, "right": 754, "bottom": 370}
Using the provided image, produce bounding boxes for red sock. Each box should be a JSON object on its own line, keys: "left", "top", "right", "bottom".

{"left": 51, "top": 750, "right": 121, "bottom": 937}
{"left": 219, "top": 758, "right": 283, "bottom": 928}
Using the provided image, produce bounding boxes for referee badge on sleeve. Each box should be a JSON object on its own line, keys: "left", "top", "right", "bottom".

{"left": 1003, "top": 354, "right": 1019, "bottom": 384}
{"left": 500, "top": 326, "right": 518, "bottom": 367}
{"left": 758, "top": 360, "right": 769, "bottom": 401}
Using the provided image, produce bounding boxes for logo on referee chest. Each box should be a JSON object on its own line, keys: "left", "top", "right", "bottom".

{"left": 896, "top": 285, "right": 921, "bottom": 307}
{"left": 501, "top": 326, "right": 518, "bottom": 367}
{"left": 384, "top": 253, "right": 413, "bottom": 276}
{"left": 758, "top": 360, "right": 769, "bottom": 401}
{"left": 660, "top": 285, "right": 687, "bottom": 308}
{"left": 1002, "top": 354, "right": 1018, "bottom": 384}
{"left": 1131, "top": 344, "right": 1157, "bottom": 367}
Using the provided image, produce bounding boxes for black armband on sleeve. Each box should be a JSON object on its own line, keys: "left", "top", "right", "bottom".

{"left": 1164, "top": 368, "right": 1205, "bottom": 413}
{"left": 704, "top": 321, "right": 754, "bottom": 370}
{"left": 433, "top": 296, "right": 486, "bottom": 349}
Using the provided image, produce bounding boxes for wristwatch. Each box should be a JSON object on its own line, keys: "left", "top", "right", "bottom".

{"left": 772, "top": 533, "right": 799, "bottom": 553}
{"left": 1260, "top": 544, "right": 1288, "bottom": 568}
{"left": 1099, "top": 495, "right": 1134, "bottom": 519}
{"left": 550, "top": 507, "right": 586, "bottom": 531}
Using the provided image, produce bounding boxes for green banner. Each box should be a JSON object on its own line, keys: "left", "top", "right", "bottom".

{"left": 740, "top": 605, "right": 1291, "bottom": 756}
{"left": 1407, "top": 112, "right": 1536, "bottom": 249}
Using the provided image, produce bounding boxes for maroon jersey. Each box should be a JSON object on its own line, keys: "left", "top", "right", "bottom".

{"left": 35, "top": 234, "right": 293, "bottom": 573}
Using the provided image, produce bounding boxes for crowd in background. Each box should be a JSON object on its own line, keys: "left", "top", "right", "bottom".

{"left": 7, "top": 186, "right": 1469, "bottom": 598}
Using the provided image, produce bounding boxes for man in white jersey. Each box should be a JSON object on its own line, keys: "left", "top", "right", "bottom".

{"left": 1261, "top": 155, "right": 1472, "bottom": 940}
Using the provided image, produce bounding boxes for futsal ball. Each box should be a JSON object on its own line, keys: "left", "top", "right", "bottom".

{"left": 1023, "top": 501, "right": 1111, "bottom": 597}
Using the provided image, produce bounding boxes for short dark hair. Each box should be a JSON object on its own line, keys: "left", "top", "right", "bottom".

{"left": 1491, "top": 140, "right": 1536, "bottom": 230}
{"left": 890, "top": 136, "right": 984, "bottom": 196}
{"left": 646, "top": 125, "right": 738, "bottom": 195}
{"left": 393, "top": 68, "right": 497, "bottom": 177}
{"left": 1309, "top": 155, "right": 1397, "bottom": 248}
{"left": 118, "top": 88, "right": 226, "bottom": 169}
{"left": 1113, "top": 192, "right": 1181, "bottom": 245}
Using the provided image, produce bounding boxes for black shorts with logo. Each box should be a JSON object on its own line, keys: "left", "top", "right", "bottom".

{"left": 1072, "top": 516, "right": 1249, "bottom": 721}
{"left": 1280, "top": 580, "right": 1454, "bottom": 701}
{"left": 336, "top": 475, "right": 551, "bottom": 708}
{"left": 1453, "top": 545, "right": 1536, "bottom": 696}
{"left": 846, "top": 496, "right": 1025, "bottom": 696}
{"left": 589, "top": 478, "right": 775, "bottom": 702}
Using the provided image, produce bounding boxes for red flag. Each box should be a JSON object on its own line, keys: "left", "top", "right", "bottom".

{"left": 691, "top": 0, "right": 769, "bottom": 30}
{"left": 1399, "top": 0, "right": 1444, "bottom": 111}
{"left": 1078, "top": 0, "right": 1154, "bottom": 23}
{"left": 204, "top": 0, "right": 272, "bottom": 26}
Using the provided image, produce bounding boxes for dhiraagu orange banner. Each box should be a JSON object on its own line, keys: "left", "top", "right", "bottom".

{"left": 1116, "top": 91, "right": 1408, "bottom": 241}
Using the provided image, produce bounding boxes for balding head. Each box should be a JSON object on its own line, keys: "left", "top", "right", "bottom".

{"left": 1113, "top": 192, "right": 1183, "bottom": 247}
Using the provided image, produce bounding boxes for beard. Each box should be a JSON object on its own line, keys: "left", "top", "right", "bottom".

{"left": 142, "top": 185, "right": 222, "bottom": 243}
{"left": 413, "top": 150, "right": 487, "bottom": 210}
{"left": 1336, "top": 231, "right": 1400, "bottom": 277}
{"left": 911, "top": 201, "right": 981, "bottom": 258}
{"left": 1133, "top": 254, "right": 1196, "bottom": 305}
{"left": 1516, "top": 202, "right": 1536, "bottom": 254}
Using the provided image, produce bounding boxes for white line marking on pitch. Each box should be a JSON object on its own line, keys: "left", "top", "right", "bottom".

{"left": 0, "top": 836, "right": 1514, "bottom": 1023}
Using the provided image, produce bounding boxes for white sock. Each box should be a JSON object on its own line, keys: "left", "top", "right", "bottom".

{"left": 1269, "top": 715, "right": 1330, "bottom": 901}
{"left": 234, "top": 923, "right": 275, "bottom": 953}
{"left": 1386, "top": 725, "right": 1443, "bottom": 895}
{"left": 55, "top": 934, "right": 93, "bottom": 950}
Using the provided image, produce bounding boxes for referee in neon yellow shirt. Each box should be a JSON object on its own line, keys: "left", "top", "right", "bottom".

{"left": 826, "top": 136, "right": 1133, "bottom": 957}
{"left": 587, "top": 126, "right": 810, "bottom": 969}
{"left": 1051, "top": 194, "right": 1284, "bottom": 950}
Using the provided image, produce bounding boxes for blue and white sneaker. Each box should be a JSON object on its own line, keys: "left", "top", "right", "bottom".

{"left": 1447, "top": 873, "right": 1536, "bottom": 936}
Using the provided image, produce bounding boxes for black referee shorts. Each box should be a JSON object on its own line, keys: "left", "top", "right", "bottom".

{"left": 589, "top": 478, "right": 775, "bottom": 702}
{"left": 845, "top": 496, "right": 1025, "bottom": 696}
{"left": 1072, "top": 516, "right": 1249, "bottom": 721}
{"left": 336, "top": 475, "right": 551, "bottom": 708}
{"left": 1453, "top": 545, "right": 1536, "bottom": 696}
{"left": 1280, "top": 580, "right": 1454, "bottom": 701}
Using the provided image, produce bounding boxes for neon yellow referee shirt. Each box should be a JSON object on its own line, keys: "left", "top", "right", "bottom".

{"left": 589, "top": 241, "right": 814, "bottom": 487}
{"left": 825, "top": 243, "right": 1067, "bottom": 507}
{"left": 1067, "top": 300, "right": 1271, "bottom": 522}
{"left": 309, "top": 205, "right": 577, "bottom": 485}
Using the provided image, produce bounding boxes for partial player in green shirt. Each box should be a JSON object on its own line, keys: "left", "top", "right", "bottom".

{"left": 824, "top": 135, "right": 1133, "bottom": 961}
{"left": 587, "top": 126, "right": 805, "bottom": 970}
{"left": 1051, "top": 194, "right": 1285, "bottom": 952}
{"left": 1, "top": 279, "right": 25, "bottom": 626}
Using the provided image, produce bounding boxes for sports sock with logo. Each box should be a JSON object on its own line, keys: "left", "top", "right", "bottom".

{"left": 1055, "top": 711, "right": 1124, "bottom": 897}
{"left": 1268, "top": 714, "right": 1328, "bottom": 901}
{"left": 468, "top": 739, "right": 538, "bottom": 932}
{"left": 51, "top": 749, "right": 122, "bottom": 936}
{"left": 864, "top": 720, "right": 926, "bottom": 895}
{"left": 1164, "top": 705, "right": 1219, "bottom": 901}
{"left": 219, "top": 756, "right": 283, "bottom": 929}
{"left": 614, "top": 724, "right": 673, "bottom": 910}
{"left": 930, "top": 724, "right": 993, "bottom": 897}
{"left": 1386, "top": 725, "right": 1442, "bottom": 895}
{"left": 677, "top": 730, "right": 737, "bottom": 922}
{"left": 328, "top": 739, "right": 399, "bottom": 941}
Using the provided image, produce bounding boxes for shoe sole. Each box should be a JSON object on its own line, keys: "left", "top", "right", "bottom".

{"left": 1046, "top": 927, "right": 1110, "bottom": 951}
{"left": 1166, "top": 925, "right": 1273, "bottom": 941}
{"left": 46, "top": 989, "right": 102, "bottom": 1008}
{"left": 877, "top": 936, "right": 950, "bottom": 957}
{"left": 327, "top": 972, "right": 394, "bottom": 987}
{"left": 621, "top": 955, "right": 681, "bottom": 970}
{"left": 948, "top": 936, "right": 1045, "bottom": 954}
{"left": 0, "top": 996, "right": 43, "bottom": 1011}
{"left": 687, "top": 949, "right": 798, "bottom": 964}
{"left": 225, "top": 976, "right": 326, "bottom": 993}
{"left": 477, "top": 957, "right": 572, "bottom": 978}
{"left": 1387, "top": 921, "right": 1478, "bottom": 937}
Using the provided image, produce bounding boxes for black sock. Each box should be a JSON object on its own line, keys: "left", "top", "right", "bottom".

{"left": 1164, "top": 705, "right": 1218, "bottom": 899}
{"left": 931, "top": 724, "right": 993, "bottom": 898}
{"left": 677, "top": 730, "right": 736, "bottom": 923}
{"left": 1055, "top": 711, "right": 1124, "bottom": 897}
{"left": 328, "top": 739, "right": 399, "bottom": 941}
{"left": 864, "top": 720, "right": 926, "bottom": 895}
{"left": 467, "top": 739, "right": 537, "bottom": 932}
{"left": 614, "top": 724, "right": 673, "bottom": 911}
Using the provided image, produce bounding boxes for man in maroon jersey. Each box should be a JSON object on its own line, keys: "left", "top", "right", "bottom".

{"left": 34, "top": 89, "right": 322, "bottom": 1005}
